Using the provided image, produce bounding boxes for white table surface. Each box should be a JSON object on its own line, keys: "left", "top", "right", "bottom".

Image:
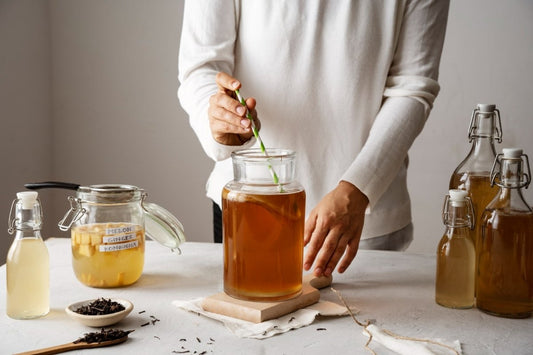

{"left": 1, "top": 238, "right": 532, "bottom": 355}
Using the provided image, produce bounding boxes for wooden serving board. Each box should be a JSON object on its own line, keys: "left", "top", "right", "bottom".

{"left": 201, "top": 274, "right": 333, "bottom": 323}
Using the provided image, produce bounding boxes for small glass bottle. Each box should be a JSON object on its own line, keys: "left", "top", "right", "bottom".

{"left": 477, "top": 148, "right": 533, "bottom": 318}
{"left": 6, "top": 191, "right": 50, "bottom": 319}
{"left": 435, "top": 189, "right": 476, "bottom": 309}
{"left": 449, "top": 104, "right": 502, "bottom": 249}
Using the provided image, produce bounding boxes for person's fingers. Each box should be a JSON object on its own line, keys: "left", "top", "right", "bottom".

{"left": 216, "top": 72, "right": 240, "bottom": 92}
{"left": 244, "top": 99, "right": 261, "bottom": 132}
{"left": 322, "top": 233, "right": 352, "bottom": 276}
{"left": 303, "top": 218, "right": 328, "bottom": 273}
{"left": 304, "top": 212, "right": 317, "bottom": 246}
{"left": 209, "top": 94, "right": 251, "bottom": 132}
{"left": 337, "top": 237, "right": 360, "bottom": 274}
{"left": 311, "top": 227, "right": 342, "bottom": 276}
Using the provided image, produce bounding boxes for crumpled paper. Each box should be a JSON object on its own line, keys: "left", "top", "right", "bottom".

{"left": 172, "top": 298, "right": 354, "bottom": 339}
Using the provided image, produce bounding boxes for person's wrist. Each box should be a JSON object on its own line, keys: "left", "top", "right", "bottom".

{"left": 339, "top": 180, "right": 369, "bottom": 208}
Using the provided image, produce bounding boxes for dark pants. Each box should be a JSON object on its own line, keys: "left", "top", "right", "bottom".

{"left": 213, "top": 202, "right": 223, "bottom": 243}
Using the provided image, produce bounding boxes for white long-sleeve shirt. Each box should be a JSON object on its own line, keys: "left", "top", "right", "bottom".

{"left": 178, "top": 0, "right": 449, "bottom": 239}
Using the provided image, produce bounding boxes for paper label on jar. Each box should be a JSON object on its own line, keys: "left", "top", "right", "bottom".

{"left": 99, "top": 240, "right": 138, "bottom": 252}
{"left": 106, "top": 225, "right": 136, "bottom": 235}
{"left": 103, "top": 233, "right": 137, "bottom": 244}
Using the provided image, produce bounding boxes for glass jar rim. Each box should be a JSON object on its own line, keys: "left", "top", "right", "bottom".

{"left": 77, "top": 184, "right": 144, "bottom": 203}
{"left": 231, "top": 148, "right": 295, "bottom": 161}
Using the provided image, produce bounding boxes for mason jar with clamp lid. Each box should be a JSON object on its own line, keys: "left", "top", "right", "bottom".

{"left": 55, "top": 184, "right": 186, "bottom": 288}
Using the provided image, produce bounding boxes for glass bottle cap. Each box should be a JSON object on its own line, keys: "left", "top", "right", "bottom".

{"left": 17, "top": 191, "right": 38, "bottom": 209}
{"left": 477, "top": 104, "right": 496, "bottom": 113}
{"left": 449, "top": 189, "right": 467, "bottom": 201}
{"left": 503, "top": 148, "right": 522, "bottom": 158}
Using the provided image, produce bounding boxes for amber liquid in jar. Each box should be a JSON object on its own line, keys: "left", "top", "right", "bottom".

{"left": 71, "top": 223, "right": 145, "bottom": 288}
{"left": 450, "top": 173, "right": 498, "bottom": 247}
{"left": 222, "top": 188, "right": 305, "bottom": 301}
{"left": 477, "top": 211, "right": 533, "bottom": 318}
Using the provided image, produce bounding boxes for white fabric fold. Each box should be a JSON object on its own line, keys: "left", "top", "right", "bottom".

{"left": 172, "top": 298, "right": 355, "bottom": 339}
{"left": 363, "top": 324, "right": 462, "bottom": 355}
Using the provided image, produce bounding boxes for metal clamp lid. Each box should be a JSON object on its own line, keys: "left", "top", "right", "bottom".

{"left": 468, "top": 104, "right": 503, "bottom": 143}
{"left": 58, "top": 196, "right": 86, "bottom": 231}
{"left": 490, "top": 149, "right": 531, "bottom": 189}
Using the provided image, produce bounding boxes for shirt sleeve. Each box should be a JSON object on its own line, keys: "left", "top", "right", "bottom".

{"left": 341, "top": 0, "right": 450, "bottom": 208}
{"left": 177, "top": 0, "right": 255, "bottom": 162}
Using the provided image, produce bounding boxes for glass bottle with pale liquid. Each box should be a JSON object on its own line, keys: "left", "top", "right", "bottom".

{"left": 435, "top": 189, "right": 476, "bottom": 309}
{"left": 6, "top": 191, "right": 50, "bottom": 319}
{"left": 449, "top": 104, "right": 503, "bottom": 249}
{"left": 222, "top": 149, "right": 305, "bottom": 301}
{"left": 477, "top": 148, "right": 533, "bottom": 318}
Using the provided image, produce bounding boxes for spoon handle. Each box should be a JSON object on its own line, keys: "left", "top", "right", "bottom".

{"left": 13, "top": 337, "right": 127, "bottom": 355}
{"left": 13, "top": 341, "right": 88, "bottom": 355}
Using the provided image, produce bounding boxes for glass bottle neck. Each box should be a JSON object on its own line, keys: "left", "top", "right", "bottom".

{"left": 491, "top": 159, "right": 532, "bottom": 212}
{"left": 500, "top": 159, "right": 523, "bottom": 188}
{"left": 444, "top": 204, "right": 472, "bottom": 228}
{"left": 10, "top": 204, "right": 43, "bottom": 238}
{"left": 467, "top": 136, "right": 497, "bottom": 164}
{"left": 14, "top": 229, "right": 43, "bottom": 240}
{"left": 463, "top": 111, "right": 499, "bottom": 170}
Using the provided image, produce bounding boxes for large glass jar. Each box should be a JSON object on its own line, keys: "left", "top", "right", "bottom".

{"left": 58, "top": 184, "right": 185, "bottom": 288}
{"left": 222, "top": 149, "right": 306, "bottom": 301}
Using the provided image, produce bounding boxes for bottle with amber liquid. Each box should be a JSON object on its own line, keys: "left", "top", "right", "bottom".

{"left": 435, "top": 189, "right": 476, "bottom": 309}
{"left": 449, "top": 104, "right": 502, "bottom": 249}
{"left": 477, "top": 148, "right": 533, "bottom": 318}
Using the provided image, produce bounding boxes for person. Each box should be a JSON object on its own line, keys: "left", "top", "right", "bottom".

{"left": 178, "top": 0, "right": 449, "bottom": 277}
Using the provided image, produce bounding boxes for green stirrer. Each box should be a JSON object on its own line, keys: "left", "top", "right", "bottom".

{"left": 234, "top": 89, "right": 284, "bottom": 192}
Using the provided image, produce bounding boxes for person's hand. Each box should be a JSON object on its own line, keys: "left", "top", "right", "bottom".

{"left": 303, "top": 181, "right": 369, "bottom": 277}
{"left": 207, "top": 72, "right": 261, "bottom": 146}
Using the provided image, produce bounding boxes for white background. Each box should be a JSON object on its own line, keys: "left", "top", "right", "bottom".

{"left": 1, "top": 0, "right": 532, "bottom": 264}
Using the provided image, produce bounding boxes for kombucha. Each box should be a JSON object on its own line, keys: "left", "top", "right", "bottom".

{"left": 477, "top": 211, "right": 533, "bottom": 318}
{"left": 71, "top": 223, "right": 145, "bottom": 288}
{"left": 222, "top": 188, "right": 305, "bottom": 301}
{"left": 435, "top": 230, "right": 475, "bottom": 308}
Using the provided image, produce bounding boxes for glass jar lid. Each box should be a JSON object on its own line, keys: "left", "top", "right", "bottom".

{"left": 76, "top": 184, "right": 143, "bottom": 203}
{"left": 143, "top": 202, "right": 186, "bottom": 253}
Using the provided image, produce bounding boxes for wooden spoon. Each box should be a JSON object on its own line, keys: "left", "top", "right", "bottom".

{"left": 13, "top": 331, "right": 131, "bottom": 355}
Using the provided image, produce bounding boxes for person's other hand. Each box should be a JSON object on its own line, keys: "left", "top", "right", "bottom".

{"left": 303, "top": 181, "right": 369, "bottom": 277}
{"left": 208, "top": 72, "right": 261, "bottom": 146}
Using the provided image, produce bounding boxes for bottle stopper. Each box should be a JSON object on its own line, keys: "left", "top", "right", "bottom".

{"left": 449, "top": 189, "right": 468, "bottom": 206}
{"left": 502, "top": 148, "right": 522, "bottom": 159}
{"left": 477, "top": 104, "right": 496, "bottom": 113}
{"left": 17, "top": 191, "right": 38, "bottom": 209}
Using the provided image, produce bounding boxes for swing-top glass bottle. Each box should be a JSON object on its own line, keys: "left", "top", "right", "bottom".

{"left": 449, "top": 104, "right": 502, "bottom": 248}
{"left": 477, "top": 148, "right": 533, "bottom": 318}
{"left": 6, "top": 191, "right": 50, "bottom": 319}
{"left": 435, "top": 189, "right": 476, "bottom": 309}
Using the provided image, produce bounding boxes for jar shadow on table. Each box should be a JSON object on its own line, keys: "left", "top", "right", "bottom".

{"left": 132, "top": 272, "right": 217, "bottom": 292}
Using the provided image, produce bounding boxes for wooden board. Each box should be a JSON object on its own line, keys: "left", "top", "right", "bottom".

{"left": 201, "top": 274, "right": 332, "bottom": 323}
